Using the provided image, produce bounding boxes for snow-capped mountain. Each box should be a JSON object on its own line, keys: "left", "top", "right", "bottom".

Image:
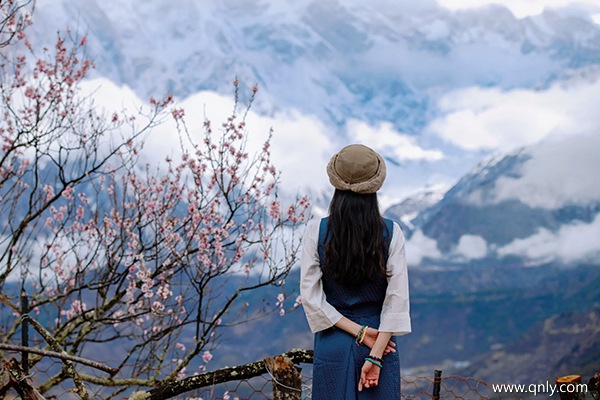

{"left": 384, "top": 184, "right": 448, "bottom": 233}
{"left": 29, "top": 0, "right": 600, "bottom": 131}
{"left": 401, "top": 133, "right": 600, "bottom": 266}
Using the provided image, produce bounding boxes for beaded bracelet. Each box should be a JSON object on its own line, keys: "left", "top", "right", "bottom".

{"left": 365, "top": 356, "right": 383, "bottom": 368}
{"left": 359, "top": 326, "right": 368, "bottom": 344}
{"left": 368, "top": 354, "right": 383, "bottom": 363}
{"left": 355, "top": 325, "right": 367, "bottom": 345}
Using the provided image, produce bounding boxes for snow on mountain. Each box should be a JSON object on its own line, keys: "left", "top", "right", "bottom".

{"left": 384, "top": 184, "right": 448, "bottom": 231}
{"left": 28, "top": 0, "right": 600, "bottom": 130}
{"left": 401, "top": 133, "right": 600, "bottom": 266}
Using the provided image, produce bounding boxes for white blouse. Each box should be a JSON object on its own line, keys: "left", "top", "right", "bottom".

{"left": 300, "top": 219, "right": 412, "bottom": 336}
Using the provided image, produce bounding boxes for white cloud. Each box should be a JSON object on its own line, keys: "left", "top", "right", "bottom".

{"left": 436, "top": 0, "right": 600, "bottom": 18}
{"left": 493, "top": 133, "right": 600, "bottom": 208}
{"left": 79, "top": 78, "right": 335, "bottom": 193}
{"left": 245, "top": 109, "right": 334, "bottom": 192}
{"left": 455, "top": 234, "right": 488, "bottom": 260}
{"left": 406, "top": 230, "right": 442, "bottom": 265}
{"left": 497, "top": 214, "right": 600, "bottom": 263}
{"left": 346, "top": 119, "right": 444, "bottom": 162}
{"left": 427, "top": 73, "right": 600, "bottom": 152}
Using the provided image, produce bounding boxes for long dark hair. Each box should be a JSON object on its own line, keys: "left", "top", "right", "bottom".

{"left": 322, "top": 189, "right": 389, "bottom": 286}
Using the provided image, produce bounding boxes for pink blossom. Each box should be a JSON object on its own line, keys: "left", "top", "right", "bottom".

{"left": 276, "top": 293, "right": 284, "bottom": 307}
{"left": 62, "top": 185, "right": 74, "bottom": 200}
{"left": 202, "top": 350, "right": 213, "bottom": 363}
{"left": 172, "top": 108, "right": 185, "bottom": 120}
{"left": 269, "top": 201, "right": 280, "bottom": 219}
{"left": 157, "top": 284, "right": 173, "bottom": 300}
{"left": 62, "top": 300, "right": 87, "bottom": 320}
{"left": 43, "top": 184, "right": 54, "bottom": 201}
{"left": 151, "top": 301, "right": 165, "bottom": 314}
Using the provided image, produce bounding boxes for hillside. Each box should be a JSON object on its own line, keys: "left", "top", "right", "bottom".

{"left": 457, "top": 307, "right": 600, "bottom": 385}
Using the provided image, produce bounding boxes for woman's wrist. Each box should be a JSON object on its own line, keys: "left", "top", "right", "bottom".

{"left": 370, "top": 331, "right": 393, "bottom": 358}
{"left": 355, "top": 325, "right": 368, "bottom": 345}
{"left": 365, "top": 355, "right": 383, "bottom": 368}
{"left": 369, "top": 351, "right": 384, "bottom": 359}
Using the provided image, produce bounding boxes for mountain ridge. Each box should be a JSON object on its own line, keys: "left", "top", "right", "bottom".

{"left": 29, "top": 0, "right": 600, "bottom": 130}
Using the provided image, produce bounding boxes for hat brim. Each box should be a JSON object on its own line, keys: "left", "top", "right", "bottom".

{"left": 326, "top": 150, "right": 386, "bottom": 194}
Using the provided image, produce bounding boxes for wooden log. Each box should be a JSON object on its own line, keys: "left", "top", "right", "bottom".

{"left": 264, "top": 355, "right": 302, "bottom": 400}
{"left": 556, "top": 375, "right": 585, "bottom": 400}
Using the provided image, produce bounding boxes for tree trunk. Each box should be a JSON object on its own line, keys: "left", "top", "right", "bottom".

{"left": 264, "top": 355, "right": 302, "bottom": 400}
{"left": 556, "top": 375, "right": 585, "bottom": 400}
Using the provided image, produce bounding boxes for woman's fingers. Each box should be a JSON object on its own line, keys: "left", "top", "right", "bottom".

{"left": 359, "top": 361, "right": 382, "bottom": 391}
{"left": 359, "top": 362, "right": 374, "bottom": 391}
{"left": 383, "top": 341, "right": 397, "bottom": 354}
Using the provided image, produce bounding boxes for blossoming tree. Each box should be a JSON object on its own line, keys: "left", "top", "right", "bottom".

{"left": 0, "top": 2, "right": 309, "bottom": 399}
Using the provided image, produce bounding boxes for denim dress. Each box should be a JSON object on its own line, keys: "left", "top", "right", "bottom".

{"left": 311, "top": 218, "right": 401, "bottom": 400}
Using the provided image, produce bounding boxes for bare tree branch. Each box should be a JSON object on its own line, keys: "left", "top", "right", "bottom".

{"left": 0, "top": 343, "right": 117, "bottom": 374}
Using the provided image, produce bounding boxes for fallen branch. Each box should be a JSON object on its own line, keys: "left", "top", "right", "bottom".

{"left": 142, "top": 348, "right": 313, "bottom": 400}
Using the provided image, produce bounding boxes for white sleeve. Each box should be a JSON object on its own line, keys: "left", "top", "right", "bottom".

{"left": 299, "top": 220, "right": 343, "bottom": 333}
{"left": 378, "top": 222, "right": 412, "bottom": 336}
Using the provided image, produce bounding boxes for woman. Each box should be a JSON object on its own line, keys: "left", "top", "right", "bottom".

{"left": 301, "top": 144, "right": 411, "bottom": 399}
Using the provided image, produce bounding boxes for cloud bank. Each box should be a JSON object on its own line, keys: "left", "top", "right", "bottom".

{"left": 493, "top": 133, "right": 600, "bottom": 209}
{"left": 427, "top": 72, "right": 600, "bottom": 152}
{"left": 405, "top": 230, "right": 442, "bottom": 266}
{"left": 347, "top": 120, "right": 444, "bottom": 163}
{"left": 498, "top": 214, "right": 600, "bottom": 264}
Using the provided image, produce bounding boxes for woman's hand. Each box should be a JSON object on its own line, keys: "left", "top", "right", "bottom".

{"left": 358, "top": 360, "right": 380, "bottom": 391}
{"left": 362, "top": 327, "right": 396, "bottom": 355}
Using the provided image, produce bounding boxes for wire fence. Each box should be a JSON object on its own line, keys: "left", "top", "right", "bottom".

{"left": 1, "top": 352, "right": 512, "bottom": 400}
{"left": 175, "top": 373, "right": 508, "bottom": 400}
